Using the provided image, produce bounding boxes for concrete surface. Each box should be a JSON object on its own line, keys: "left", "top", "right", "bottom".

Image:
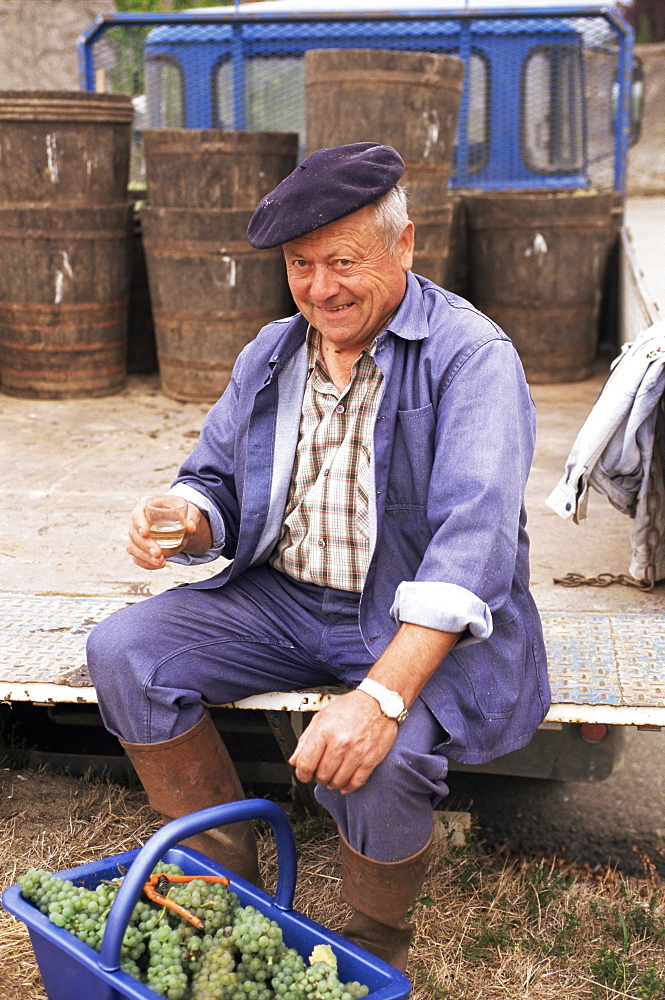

{"left": 0, "top": 0, "right": 116, "bottom": 92}
{"left": 0, "top": 376, "right": 215, "bottom": 599}
{"left": 627, "top": 43, "right": 665, "bottom": 196}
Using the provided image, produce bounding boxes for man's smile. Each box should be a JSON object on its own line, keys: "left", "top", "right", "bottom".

{"left": 321, "top": 302, "right": 355, "bottom": 313}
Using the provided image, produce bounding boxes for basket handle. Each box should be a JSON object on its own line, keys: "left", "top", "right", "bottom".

{"left": 98, "top": 798, "right": 297, "bottom": 974}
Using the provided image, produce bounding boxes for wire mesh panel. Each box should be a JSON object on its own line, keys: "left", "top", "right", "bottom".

{"left": 80, "top": 6, "right": 635, "bottom": 192}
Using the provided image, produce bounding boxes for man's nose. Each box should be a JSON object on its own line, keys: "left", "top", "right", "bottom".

{"left": 308, "top": 264, "right": 340, "bottom": 301}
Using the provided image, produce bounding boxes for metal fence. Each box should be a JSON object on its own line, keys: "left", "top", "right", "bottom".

{"left": 79, "top": 4, "right": 636, "bottom": 192}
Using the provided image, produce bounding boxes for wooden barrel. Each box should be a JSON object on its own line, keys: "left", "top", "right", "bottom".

{"left": 598, "top": 191, "right": 625, "bottom": 349}
{"left": 127, "top": 200, "right": 158, "bottom": 375}
{"left": 141, "top": 205, "right": 294, "bottom": 402}
{"left": 444, "top": 195, "right": 471, "bottom": 299}
{"left": 0, "top": 202, "right": 133, "bottom": 398}
{"left": 141, "top": 130, "right": 297, "bottom": 400}
{"left": 465, "top": 191, "right": 617, "bottom": 383}
{"left": 411, "top": 202, "right": 455, "bottom": 290}
{"left": 305, "top": 49, "right": 464, "bottom": 208}
{"left": 0, "top": 91, "right": 134, "bottom": 204}
{"left": 143, "top": 130, "right": 299, "bottom": 209}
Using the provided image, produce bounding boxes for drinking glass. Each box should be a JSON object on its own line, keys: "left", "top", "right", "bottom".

{"left": 144, "top": 495, "right": 188, "bottom": 551}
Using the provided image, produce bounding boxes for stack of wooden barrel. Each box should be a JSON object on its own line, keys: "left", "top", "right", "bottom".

{"left": 304, "top": 49, "right": 465, "bottom": 289}
{"left": 464, "top": 190, "right": 621, "bottom": 383}
{"left": 141, "top": 130, "right": 298, "bottom": 402}
{"left": 0, "top": 91, "right": 134, "bottom": 398}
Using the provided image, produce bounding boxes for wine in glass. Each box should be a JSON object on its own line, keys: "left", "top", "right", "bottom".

{"left": 145, "top": 495, "right": 188, "bottom": 551}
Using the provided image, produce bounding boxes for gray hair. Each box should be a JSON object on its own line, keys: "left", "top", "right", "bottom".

{"left": 371, "top": 184, "right": 410, "bottom": 252}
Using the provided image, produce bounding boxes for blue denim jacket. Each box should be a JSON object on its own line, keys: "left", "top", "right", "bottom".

{"left": 171, "top": 272, "right": 549, "bottom": 763}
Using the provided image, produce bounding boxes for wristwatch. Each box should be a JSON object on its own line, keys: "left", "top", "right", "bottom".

{"left": 357, "top": 677, "right": 408, "bottom": 723}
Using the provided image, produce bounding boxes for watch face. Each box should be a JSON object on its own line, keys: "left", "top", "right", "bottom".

{"left": 384, "top": 693, "right": 404, "bottom": 718}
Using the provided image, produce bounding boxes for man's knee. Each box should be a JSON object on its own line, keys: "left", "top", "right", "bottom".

{"left": 86, "top": 601, "right": 155, "bottom": 690}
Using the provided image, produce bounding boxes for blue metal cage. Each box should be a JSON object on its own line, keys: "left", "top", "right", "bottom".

{"left": 79, "top": 2, "right": 636, "bottom": 193}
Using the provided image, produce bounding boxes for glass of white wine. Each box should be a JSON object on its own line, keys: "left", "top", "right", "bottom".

{"left": 145, "top": 495, "right": 188, "bottom": 552}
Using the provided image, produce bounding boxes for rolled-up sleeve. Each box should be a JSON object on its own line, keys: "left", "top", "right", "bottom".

{"left": 391, "top": 580, "right": 492, "bottom": 645}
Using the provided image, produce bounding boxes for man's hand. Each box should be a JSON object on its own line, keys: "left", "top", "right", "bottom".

{"left": 289, "top": 622, "right": 462, "bottom": 794}
{"left": 288, "top": 689, "right": 398, "bottom": 794}
{"left": 127, "top": 497, "right": 212, "bottom": 569}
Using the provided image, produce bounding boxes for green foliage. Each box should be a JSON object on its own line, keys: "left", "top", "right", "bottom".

{"left": 599, "top": 889, "right": 665, "bottom": 945}
{"left": 591, "top": 947, "right": 639, "bottom": 996}
{"left": 109, "top": 0, "right": 235, "bottom": 100}
{"left": 285, "top": 811, "right": 330, "bottom": 849}
{"left": 590, "top": 948, "right": 665, "bottom": 999}
{"left": 116, "top": 0, "right": 233, "bottom": 12}
{"left": 449, "top": 839, "right": 484, "bottom": 891}
{"left": 524, "top": 860, "right": 575, "bottom": 921}
{"left": 589, "top": 889, "right": 665, "bottom": 998}
{"left": 465, "top": 918, "right": 516, "bottom": 961}
{"left": 413, "top": 963, "right": 462, "bottom": 1000}
{"left": 405, "top": 894, "right": 435, "bottom": 920}
{"left": 523, "top": 901, "right": 581, "bottom": 961}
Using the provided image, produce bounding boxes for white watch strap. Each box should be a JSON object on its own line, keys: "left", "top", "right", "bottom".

{"left": 358, "top": 677, "right": 391, "bottom": 703}
{"left": 357, "top": 677, "right": 408, "bottom": 721}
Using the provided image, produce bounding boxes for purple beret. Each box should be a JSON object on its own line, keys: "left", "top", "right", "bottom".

{"left": 246, "top": 142, "right": 405, "bottom": 249}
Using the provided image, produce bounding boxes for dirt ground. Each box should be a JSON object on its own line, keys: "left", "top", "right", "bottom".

{"left": 2, "top": 765, "right": 665, "bottom": 1000}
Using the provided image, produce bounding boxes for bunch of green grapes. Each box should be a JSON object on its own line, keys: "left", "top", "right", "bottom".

{"left": 18, "top": 870, "right": 73, "bottom": 916}
{"left": 153, "top": 862, "right": 185, "bottom": 877}
{"left": 301, "top": 962, "right": 369, "bottom": 1000}
{"left": 231, "top": 905, "right": 284, "bottom": 964}
{"left": 227, "top": 966, "right": 274, "bottom": 1000}
{"left": 270, "top": 953, "right": 370, "bottom": 1000}
{"left": 182, "top": 926, "right": 236, "bottom": 977}
{"left": 190, "top": 938, "right": 238, "bottom": 998}
{"left": 18, "top": 866, "right": 372, "bottom": 1000}
{"left": 145, "top": 922, "right": 189, "bottom": 1000}
{"left": 165, "top": 877, "right": 239, "bottom": 936}
{"left": 18, "top": 869, "right": 143, "bottom": 958}
{"left": 271, "top": 947, "right": 307, "bottom": 999}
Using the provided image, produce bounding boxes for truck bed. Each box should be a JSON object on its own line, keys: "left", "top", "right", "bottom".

{"left": 1, "top": 202, "right": 664, "bottom": 730}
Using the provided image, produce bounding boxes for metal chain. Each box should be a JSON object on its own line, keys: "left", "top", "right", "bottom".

{"left": 553, "top": 571, "right": 654, "bottom": 590}
{"left": 553, "top": 398, "right": 664, "bottom": 593}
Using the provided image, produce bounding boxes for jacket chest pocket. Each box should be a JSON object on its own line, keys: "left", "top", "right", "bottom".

{"left": 386, "top": 404, "right": 435, "bottom": 509}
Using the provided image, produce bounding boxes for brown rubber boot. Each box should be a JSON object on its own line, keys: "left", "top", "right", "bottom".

{"left": 339, "top": 830, "right": 434, "bottom": 973}
{"left": 120, "top": 711, "right": 261, "bottom": 886}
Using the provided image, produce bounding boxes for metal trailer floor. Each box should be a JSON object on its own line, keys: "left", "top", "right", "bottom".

{"left": 1, "top": 593, "right": 664, "bottom": 729}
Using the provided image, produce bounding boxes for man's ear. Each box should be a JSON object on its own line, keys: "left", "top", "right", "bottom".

{"left": 396, "top": 221, "right": 415, "bottom": 272}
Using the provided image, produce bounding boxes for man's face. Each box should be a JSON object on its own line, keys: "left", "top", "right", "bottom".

{"left": 283, "top": 205, "right": 414, "bottom": 354}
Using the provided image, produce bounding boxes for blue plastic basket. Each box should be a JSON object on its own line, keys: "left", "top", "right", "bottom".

{"left": 2, "top": 798, "right": 411, "bottom": 1000}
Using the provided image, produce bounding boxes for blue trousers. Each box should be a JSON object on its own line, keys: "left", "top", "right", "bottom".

{"left": 86, "top": 564, "right": 450, "bottom": 861}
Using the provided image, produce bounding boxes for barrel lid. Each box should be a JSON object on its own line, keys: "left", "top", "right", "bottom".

{"left": 0, "top": 91, "right": 134, "bottom": 123}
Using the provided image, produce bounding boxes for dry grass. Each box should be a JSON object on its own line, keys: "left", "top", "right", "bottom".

{"left": 1, "top": 766, "right": 664, "bottom": 1000}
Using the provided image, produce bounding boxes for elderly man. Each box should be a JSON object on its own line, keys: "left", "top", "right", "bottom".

{"left": 87, "top": 142, "right": 548, "bottom": 972}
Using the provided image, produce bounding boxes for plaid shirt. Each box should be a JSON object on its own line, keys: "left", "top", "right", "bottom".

{"left": 271, "top": 327, "right": 384, "bottom": 591}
